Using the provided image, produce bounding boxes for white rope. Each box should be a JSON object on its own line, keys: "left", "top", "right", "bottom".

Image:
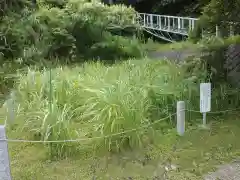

{"left": 1, "top": 106, "right": 240, "bottom": 143}
{"left": 1, "top": 112, "right": 177, "bottom": 143}
{"left": 186, "top": 107, "right": 240, "bottom": 114}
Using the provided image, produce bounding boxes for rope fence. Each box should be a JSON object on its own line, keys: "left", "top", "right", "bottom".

{"left": 1, "top": 106, "right": 240, "bottom": 143}
{"left": 0, "top": 101, "right": 240, "bottom": 179}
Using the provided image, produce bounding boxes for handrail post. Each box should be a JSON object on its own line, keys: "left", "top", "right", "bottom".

{"left": 168, "top": 16, "right": 170, "bottom": 31}
{"left": 188, "top": 19, "right": 191, "bottom": 32}
{"left": 143, "top": 14, "right": 146, "bottom": 27}
{"left": 192, "top": 19, "right": 195, "bottom": 30}
{"left": 159, "top": 16, "right": 162, "bottom": 29}
{"left": 181, "top": 18, "right": 184, "bottom": 30}
{"left": 150, "top": 14, "right": 153, "bottom": 28}
{"left": 178, "top": 17, "right": 181, "bottom": 30}
{"left": 173, "top": 17, "right": 175, "bottom": 29}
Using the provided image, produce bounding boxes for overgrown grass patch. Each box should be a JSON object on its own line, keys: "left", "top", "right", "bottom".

{"left": 1, "top": 58, "right": 240, "bottom": 179}
{"left": 2, "top": 58, "right": 201, "bottom": 159}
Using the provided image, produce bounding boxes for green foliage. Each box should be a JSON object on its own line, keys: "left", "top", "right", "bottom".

{"left": 3, "top": 59, "right": 202, "bottom": 158}
{"left": 0, "top": 0, "right": 28, "bottom": 16}
{"left": 202, "top": 0, "right": 240, "bottom": 25}
{"left": 89, "top": 34, "right": 143, "bottom": 60}
{"left": 40, "top": 0, "right": 68, "bottom": 8}
{"left": 0, "top": 0, "right": 141, "bottom": 63}
{"left": 0, "top": 0, "right": 143, "bottom": 93}
{"left": 199, "top": 35, "right": 240, "bottom": 83}
{"left": 182, "top": 35, "right": 240, "bottom": 111}
{"left": 181, "top": 35, "right": 240, "bottom": 113}
{"left": 191, "top": 0, "right": 240, "bottom": 40}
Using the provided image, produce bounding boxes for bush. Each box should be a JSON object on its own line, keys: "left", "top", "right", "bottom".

{"left": 0, "top": 0, "right": 141, "bottom": 62}
{"left": 0, "top": 0, "right": 143, "bottom": 94}
{"left": 88, "top": 34, "right": 143, "bottom": 60}
{"left": 190, "top": 0, "right": 240, "bottom": 41}
{"left": 199, "top": 35, "right": 240, "bottom": 83}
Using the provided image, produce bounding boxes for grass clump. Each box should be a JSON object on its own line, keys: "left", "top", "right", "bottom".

{"left": 3, "top": 59, "right": 200, "bottom": 158}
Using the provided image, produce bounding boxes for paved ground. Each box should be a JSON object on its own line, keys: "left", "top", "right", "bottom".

{"left": 147, "top": 49, "right": 200, "bottom": 63}
{"left": 203, "top": 160, "right": 240, "bottom": 180}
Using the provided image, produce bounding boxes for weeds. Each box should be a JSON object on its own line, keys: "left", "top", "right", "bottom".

{"left": 2, "top": 58, "right": 200, "bottom": 158}
{"left": 3, "top": 58, "right": 240, "bottom": 159}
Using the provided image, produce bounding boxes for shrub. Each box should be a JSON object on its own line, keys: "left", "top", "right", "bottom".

{"left": 88, "top": 34, "right": 143, "bottom": 60}
{"left": 0, "top": 0, "right": 141, "bottom": 62}
{"left": 199, "top": 35, "right": 240, "bottom": 82}
{"left": 190, "top": 0, "right": 240, "bottom": 41}
{"left": 0, "top": 0, "right": 142, "bottom": 94}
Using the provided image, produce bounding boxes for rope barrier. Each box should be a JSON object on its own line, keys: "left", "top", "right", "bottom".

{"left": 1, "top": 112, "right": 177, "bottom": 143}
{"left": 1, "top": 106, "right": 240, "bottom": 143}
{"left": 185, "top": 107, "right": 240, "bottom": 114}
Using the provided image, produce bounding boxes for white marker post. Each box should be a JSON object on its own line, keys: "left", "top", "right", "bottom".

{"left": 200, "top": 83, "right": 211, "bottom": 127}
{"left": 177, "top": 101, "right": 185, "bottom": 136}
{"left": 0, "top": 126, "right": 12, "bottom": 179}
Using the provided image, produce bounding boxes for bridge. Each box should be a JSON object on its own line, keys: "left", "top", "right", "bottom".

{"left": 135, "top": 13, "right": 199, "bottom": 42}
{"left": 134, "top": 13, "right": 233, "bottom": 42}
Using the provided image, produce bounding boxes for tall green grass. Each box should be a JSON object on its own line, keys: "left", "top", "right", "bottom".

{"left": 3, "top": 59, "right": 202, "bottom": 158}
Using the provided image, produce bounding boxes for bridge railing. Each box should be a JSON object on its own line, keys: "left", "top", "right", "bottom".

{"left": 132, "top": 13, "right": 238, "bottom": 41}
{"left": 137, "top": 13, "right": 198, "bottom": 35}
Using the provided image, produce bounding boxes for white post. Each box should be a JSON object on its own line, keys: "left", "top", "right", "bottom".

{"left": 143, "top": 14, "right": 146, "bottom": 27}
{"left": 150, "top": 14, "right": 153, "bottom": 28}
{"left": 216, "top": 25, "right": 220, "bottom": 37}
{"left": 173, "top": 18, "right": 175, "bottom": 29}
{"left": 189, "top": 19, "right": 191, "bottom": 32}
{"left": 156, "top": 15, "right": 159, "bottom": 28}
{"left": 177, "top": 101, "right": 185, "bottom": 136}
{"left": 192, "top": 19, "right": 195, "bottom": 30}
{"left": 178, "top": 17, "right": 181, "bottom": 30}
{"left": 0, "top": 125, "right": 12, "bottom": 179}
{"left": 168, "top": 16, "right": 170, "bottom": 30}
{"left": 181, "top": 18, "right": 184, "bottom": 29}
{"left": 159, "top": 16, "right": 162, "bottom": 29}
